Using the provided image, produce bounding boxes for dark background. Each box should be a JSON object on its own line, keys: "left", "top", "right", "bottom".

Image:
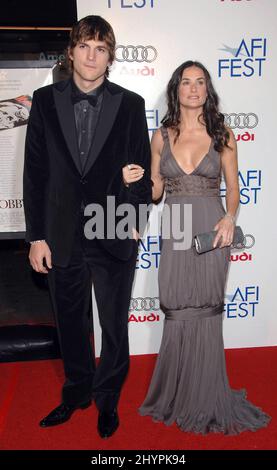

{"left": 1, "top": 0, "right": 77, "bottom": 27}
{"left": 0, "top": 0, "right": 77, "bottom": 60}
{"left": 0, "top": 1, "right": 77, "bottom": 327}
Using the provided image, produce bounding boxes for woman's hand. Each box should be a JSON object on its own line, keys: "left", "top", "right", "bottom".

{"left": 213, "top": 214, "right": 235, "bottom": 248}
{"left": 122, "top": 164, "right": 144, "bottom": 186}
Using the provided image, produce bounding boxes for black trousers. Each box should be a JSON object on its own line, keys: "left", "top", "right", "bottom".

{"left": 47, "top": 228, "right": 138, "bottom": 412}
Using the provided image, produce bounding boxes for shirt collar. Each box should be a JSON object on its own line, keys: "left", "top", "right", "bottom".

{"left": 71, "top": 77, "right": 106, "bottom": 99}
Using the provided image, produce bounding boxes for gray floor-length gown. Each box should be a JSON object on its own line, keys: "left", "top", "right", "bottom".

{"left": 139, "top": 126, "right": 270, "bottom": 434}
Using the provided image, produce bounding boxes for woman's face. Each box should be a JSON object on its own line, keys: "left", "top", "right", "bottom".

{"left": 178, "top": 66, "right": 208, "bottom": 109}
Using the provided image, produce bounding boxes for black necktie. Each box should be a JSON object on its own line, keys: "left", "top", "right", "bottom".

{"left": 71, "top": 92, "right": 98, "bottom": 107}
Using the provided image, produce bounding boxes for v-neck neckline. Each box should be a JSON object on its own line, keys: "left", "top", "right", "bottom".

{"left": 166, "top": 129, "right": 213, "bottom": 176}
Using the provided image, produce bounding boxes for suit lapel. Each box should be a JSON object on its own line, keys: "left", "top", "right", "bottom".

{"left": 53, "top": 80, "right": 82, "bottom": 174}
{"left": 52, "top": 79, "right": 123, "bottom": 176}
{"left": 83, "top": 83, "right": 123, "bottom": 176}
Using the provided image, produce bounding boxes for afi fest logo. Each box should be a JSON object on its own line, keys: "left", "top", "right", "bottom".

{"left": 107, "top": 0, "right": 155, "bottom": 7}
{"left": 224, "top": 286, "right": 260, "bottom": 319}
{"left": 221, "top": 170, "right": 262, "bottom": 205}
{"left": 136, "top": 235, "right": 161, "bottom": 270}
{"left": 218, "top": 38, "right": 267, "bottom": 77}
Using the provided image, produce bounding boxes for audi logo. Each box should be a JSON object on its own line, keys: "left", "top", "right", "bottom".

{"left": 233, "top": 234, "right": 255, "bottom": 250}
{"left": 242, "top": 234, "right": 255, "bottom": 249}
{"left": 223, "top": 113, "right": 258, "bottom": 129}
{"left": 115, "top": 45, "right": 158, "bottom": 63}
{"left": 130, "top": 297, "right": 160, "bottom": 311}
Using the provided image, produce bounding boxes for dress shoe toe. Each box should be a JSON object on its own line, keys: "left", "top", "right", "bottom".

{"left": 97, "top": 409, "right": 119, "bottom": 438}
{"left": 39, "top": 400, "right": 91, "bottom": 428}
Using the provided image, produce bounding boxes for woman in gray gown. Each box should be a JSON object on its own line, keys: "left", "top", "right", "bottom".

{"left": 123, "top": 60, "right": 270, "bottom": 434}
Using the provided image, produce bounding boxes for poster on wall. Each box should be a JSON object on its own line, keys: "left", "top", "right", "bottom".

{"left": 0, "top": 63, "right": 54, "bottom": 238}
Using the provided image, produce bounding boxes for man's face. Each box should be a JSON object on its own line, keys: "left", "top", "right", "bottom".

{"left": 69, "top": 38, "right": 111, "bottom": 87}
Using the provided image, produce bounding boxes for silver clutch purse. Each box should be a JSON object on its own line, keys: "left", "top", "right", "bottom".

{"left": 193, "top": 226, "right": 245, "bottom": 254}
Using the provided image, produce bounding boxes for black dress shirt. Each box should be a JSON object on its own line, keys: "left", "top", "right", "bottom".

{"left": 71, "top": 78, "right": 105, "bottom": 172}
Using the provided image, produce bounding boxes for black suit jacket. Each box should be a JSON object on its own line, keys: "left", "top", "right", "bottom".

{"left": 23, "top": 78, "right": 152, "bottom": 266}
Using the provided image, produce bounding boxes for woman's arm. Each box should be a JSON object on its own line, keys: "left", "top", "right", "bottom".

{"left": 213, "top": 129, "right": 240, "bottom": 248}
{"left": 151, "top": 129, "right": 165, "bottom": 202}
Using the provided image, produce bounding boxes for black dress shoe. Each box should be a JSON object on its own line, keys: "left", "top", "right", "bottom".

{"left": 39, "top": 400, "right": 91, "bottom": 428}
{"left": 97, "top": 409, "right": 119, "bottom": 438}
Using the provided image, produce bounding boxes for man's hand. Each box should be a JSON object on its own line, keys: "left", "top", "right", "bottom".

{"left": 29, "top": 241, "right": 52, "bottom": 274}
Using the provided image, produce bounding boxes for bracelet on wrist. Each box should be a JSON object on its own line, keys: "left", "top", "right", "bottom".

{"left": 224, "top": 213, "right": 235, "bottom": 223}
{"left": 30, "top": 240, "right": 45, "bottom": 245}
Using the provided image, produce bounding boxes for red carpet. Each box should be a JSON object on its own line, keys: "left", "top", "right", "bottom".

{"left": 0, "top": 347, "right": 276, "bottom": 450}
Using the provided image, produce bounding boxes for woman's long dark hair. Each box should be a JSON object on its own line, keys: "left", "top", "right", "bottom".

{"left": 161, "top": 60, "right": 230, "bottom": 152}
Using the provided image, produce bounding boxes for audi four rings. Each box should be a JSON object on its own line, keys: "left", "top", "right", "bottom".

{"left": 223, "top": 113, "right": 258, "bottom": 129}
{"left": 241, "top": 234, "right": 255, "bottom": 250}
{"left": 115, "top": 45, "right": 158, "bottom": 63}
{"left": 130, "top": 297, "right": 160, "bottom": 311}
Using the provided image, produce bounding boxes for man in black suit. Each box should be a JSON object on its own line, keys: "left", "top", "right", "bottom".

{"left": 23, "top": 15, "right": 152, "bottom": 438}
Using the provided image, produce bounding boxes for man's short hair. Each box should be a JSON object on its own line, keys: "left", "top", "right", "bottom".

{"left": 67, "top": 15, "right": 116, "bottom": 76}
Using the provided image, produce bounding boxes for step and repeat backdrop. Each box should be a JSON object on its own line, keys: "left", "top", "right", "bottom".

{"left": 1, "top": 1, "right": 276, "bottom": 355}
{"left": 76, "top": 0, "right": 277, "bottom": 354}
